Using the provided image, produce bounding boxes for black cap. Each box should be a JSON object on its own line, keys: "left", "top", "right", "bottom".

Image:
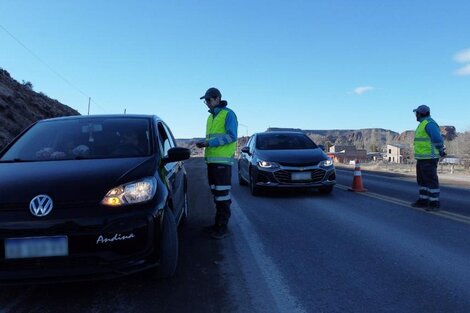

{"left": 200, "top": 87, "right": 222, "bottom": 100}
{"left": 413, "top": 105, "right": 430, "bottom": 114}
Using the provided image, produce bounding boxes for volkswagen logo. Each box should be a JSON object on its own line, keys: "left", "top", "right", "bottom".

{"left": 29, "top": 195, "right": 54, "bottom": 217}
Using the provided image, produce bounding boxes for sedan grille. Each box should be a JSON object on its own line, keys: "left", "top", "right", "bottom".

{"left": 273, "top": 169, "right": 326, "bottom": 184}
{"left": 277, "top": 161, "right": 319, "bottom": 167}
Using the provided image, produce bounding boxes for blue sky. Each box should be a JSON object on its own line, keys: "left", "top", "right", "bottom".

{"left": 1, "top": 0, "right": 469, "bottom": 138}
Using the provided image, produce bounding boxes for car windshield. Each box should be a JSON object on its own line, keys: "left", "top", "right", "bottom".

{"left": 256, "top": 133, "right": 318, "bottom": 150}
{"left": 0, "top": 117, "right": 152, "bottom": 161}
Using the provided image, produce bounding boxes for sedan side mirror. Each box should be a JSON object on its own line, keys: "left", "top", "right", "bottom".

{"left": 241, "top": 146, "right": 251, "bottom": 155}
{"left": 162, "top": 147, "right": 190, "bottom": 165}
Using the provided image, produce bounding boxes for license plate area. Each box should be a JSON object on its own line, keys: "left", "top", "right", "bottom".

{"left": 5, "top": 236, "right": 68, "bottom": 259}
{"left": 291, "top": 172, "right": 311, "bottom": 181}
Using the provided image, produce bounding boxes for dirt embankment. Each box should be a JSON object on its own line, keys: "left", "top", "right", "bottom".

{"left": 0, "top": 68, "right": 79, "bottom": 149}
{"left": 337, "top": 162, "right": 470, "bottom": 187}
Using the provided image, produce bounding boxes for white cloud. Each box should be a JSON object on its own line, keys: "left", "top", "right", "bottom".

{"left": 352, "top": 86, "right": 375, "bottom": 95}
{"left": 455, "top": 64, "right": 470, "bottom": 76}
{"left": 454, "top": 48, "right": 470, "bottom": 63}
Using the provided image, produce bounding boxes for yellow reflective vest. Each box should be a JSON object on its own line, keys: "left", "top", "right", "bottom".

{"left": 414, "top": 119, "right": 439, "bottom": 160}
{"left": 205, "top": 109, "right": 236, "bottom": 164}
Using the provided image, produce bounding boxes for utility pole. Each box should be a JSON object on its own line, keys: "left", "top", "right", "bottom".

{"left": 87, "top": 97, "right": 91, "bottom": 115}
{"left": 239, "top": 123, "right": 249, "bottom": 137}
{"left": 124, "top": 109, "right": 126, "bottom": 114}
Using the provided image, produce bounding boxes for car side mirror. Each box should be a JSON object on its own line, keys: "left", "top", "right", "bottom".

{"left": 162, "top": 147, "right": 190, "bottom": 165}
{"left": 241, "top": 146, "right": 251, "bottom": 155}
{"left": 318, "top": 144, "right": 325, "bottom": 151}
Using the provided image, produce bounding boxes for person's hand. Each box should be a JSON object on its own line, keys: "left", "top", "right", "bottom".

{"left": 196, "top": 141, "right": 208, "bottom": 148}
{"left": 439, "top": 148, "right": 447, "bottom": 158}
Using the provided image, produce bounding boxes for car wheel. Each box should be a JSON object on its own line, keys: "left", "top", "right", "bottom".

{"left": 238, "top": 165, "right": 247, "bottom": 186}
{"left": 319, "top": 186, "right": 333, "bottom": 194}
{"left": 249, "top": 170, "right": 260, "bottom": 196}
{"left": 159, "top": 208, "right": 178, "bottom": 278}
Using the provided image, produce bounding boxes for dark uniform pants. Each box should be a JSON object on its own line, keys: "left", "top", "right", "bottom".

{"left": 207, "top": 163, "right": 232, "bottom": 226}
{"left": 416, "top": 159, "right": 440, "bottom": 204}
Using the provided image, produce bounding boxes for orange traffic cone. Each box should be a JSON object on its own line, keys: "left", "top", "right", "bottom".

{"left": 349, "top": 160, "right": 367, "bottom": 192}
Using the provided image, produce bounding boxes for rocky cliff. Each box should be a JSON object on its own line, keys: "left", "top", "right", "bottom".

{"left": 178, "top": 125, "right": 456, "bottom": 156}
{"left": 267, "top": 126, "right": 456, "bottom": 152}
{"left": 0, "top": 68, "right": 79, "bottom": 149}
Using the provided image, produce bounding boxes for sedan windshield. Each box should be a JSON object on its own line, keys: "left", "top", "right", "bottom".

{"left": 0, "top": 117, "right": 153, "bottom": 161}
{"left": 256, "top": 133, "right": 318, "bottom": 150}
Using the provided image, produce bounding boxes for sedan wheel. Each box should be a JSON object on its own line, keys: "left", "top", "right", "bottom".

{"left": 250, "top": 171, "right": 261, "bottom": 196}
{"left": 238, "top": 167, "right": 247, "bottom": 186}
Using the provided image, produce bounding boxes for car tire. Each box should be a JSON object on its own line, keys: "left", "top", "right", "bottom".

{"left": 319, "top": 186, "right": 333, "bottom": 194}
{"left": 159, "top": 208, "right": 179, "bottom": 278}
{"left": 238, "top": 166, "right": 247, "bottom": 186}
{"left": 249, "top": 170, "right": 261, "bottom": 196}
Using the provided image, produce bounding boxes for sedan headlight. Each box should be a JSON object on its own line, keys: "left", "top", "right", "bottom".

{"left": 257, "top": 160, "right": 280, "bottom": 169}
{"left": 319, "top": 159, "right": 334, "bottom": 167}
{"left": 102, "top": 177, "right": 157, "bottom": 206}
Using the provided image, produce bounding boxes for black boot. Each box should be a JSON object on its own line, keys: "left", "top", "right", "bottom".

{"left": 411, "top": 199, "right": 429, "bottom": 208}
{"left": 210, "top": 224, "right": 228, "bottom": 239}
{"left": 203, "top": 224, "right": 218, "bottom": 233}
{"left": 426, "top": 201, "right": 440, "bottom": 211}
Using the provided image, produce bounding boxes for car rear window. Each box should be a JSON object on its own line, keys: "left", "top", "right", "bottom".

{"left": 256, "top": 133, "right": 318, "bottom": 150}
{"left": 0, "top": 117, "right": 153, "bottom": 161}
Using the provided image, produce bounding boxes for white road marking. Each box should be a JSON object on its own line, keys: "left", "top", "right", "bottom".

{"left": 226, "top": 196, "right": 310, "bottom": 313}
{"left": 336, "top": 184, "right": 470, "bottom": 226}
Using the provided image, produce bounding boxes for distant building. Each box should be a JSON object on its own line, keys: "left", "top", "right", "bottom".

{"left": 386, "top": 144, "right": 411, "bottom": 163}
{"left": 440, "top": 156, "right": 461, "bottom": 165}
{"left": 329, "top": 145, "right": 356, "bottom": 153}
{"left": 367, "top": 152, "right": 383, "bottom": 162}
{"left": 329, "top": 145, "right": 367, "bottom": 164}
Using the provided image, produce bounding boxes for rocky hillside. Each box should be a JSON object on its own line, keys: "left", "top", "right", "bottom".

{"left": 267, "top": 127, "right": 399, "bottom": 151}
{"left": 0, "top": 68, "right": 79, "bottom": 149}
{"left": 395, "top": 126, "right": 457, "bottom": 144}
{"left": 178, "top": 125, "right": 457, "bottom": 156}
{"left": 177, "top": 136, "right": 250, "bottom": 156}
{"left": 267, "top": 126, "right": 456, "bottom": 152}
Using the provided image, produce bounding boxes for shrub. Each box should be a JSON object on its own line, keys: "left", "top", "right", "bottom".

{"left": 21, "top": 80, "right": 33, "bottom": 90}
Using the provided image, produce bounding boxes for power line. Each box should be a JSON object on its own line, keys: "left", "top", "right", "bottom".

{"left": 0, "top": 23, "right": 107, "bottom": 113}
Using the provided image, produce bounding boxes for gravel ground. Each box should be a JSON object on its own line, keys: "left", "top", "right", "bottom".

{"left": 336, "top": 162, "right": 470, "bottom": 185}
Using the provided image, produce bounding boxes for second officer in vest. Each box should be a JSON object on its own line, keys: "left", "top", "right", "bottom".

{"left": 196, "top": 87, "right": 238, "bottom": 239}
{"left": 412, "top": 104, "right": 445, "bottom": 211}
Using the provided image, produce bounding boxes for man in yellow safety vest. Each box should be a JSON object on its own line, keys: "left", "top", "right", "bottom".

{"left": 412, "top": 105, "right": 445, "bottom": 211}
{"left": 196, "top": 87, "right": 238, "bottom": 239}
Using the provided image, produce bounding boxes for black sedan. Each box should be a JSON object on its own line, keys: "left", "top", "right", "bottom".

{"left": 0, "top": 114, "right": 190, "bottom": 283}
{"left": 238, "top": 131, "right": 336, "bottom": 195}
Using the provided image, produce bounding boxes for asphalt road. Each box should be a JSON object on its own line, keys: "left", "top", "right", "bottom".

{"left": 1, "top": 157, "right": 469, "bottom": 313}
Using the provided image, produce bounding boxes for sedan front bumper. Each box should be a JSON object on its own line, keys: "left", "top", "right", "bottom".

{"left": 253, "top": 165, "right": 336, "bottom": 188}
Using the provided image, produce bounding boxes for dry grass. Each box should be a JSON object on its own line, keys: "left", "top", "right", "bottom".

{"left": 336, "top": 161, "right": 470, "bottom": 184}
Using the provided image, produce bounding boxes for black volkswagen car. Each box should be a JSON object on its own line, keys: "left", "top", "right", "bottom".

{"left": 0, "top": 114, "right": 190, "bottom": 283}
{"left": 238, "top": 131, "right": 336, "bottom": 195}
